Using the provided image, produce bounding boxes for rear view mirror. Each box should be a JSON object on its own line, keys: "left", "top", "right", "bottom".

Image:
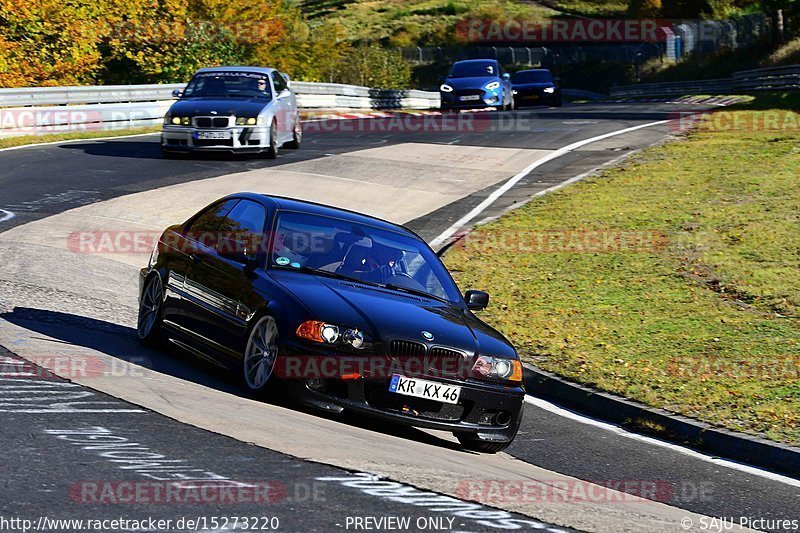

{"left": 278, "top": 89, "right": 292, "bottom": 99}
{"left": 172, "top": 89, "right": 183, "bottom": 99}
{"left": 464, "top": 290, "right": 490, "bottom": 310}
{"left": 502, "top": 73, "right": 511, "bottom": 81}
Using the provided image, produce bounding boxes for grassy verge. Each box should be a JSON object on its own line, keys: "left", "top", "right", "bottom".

{"left": 0, "top": 126, "right": 160, "bottom": 150}
{"left": 445, "top": 93, "right": 800, "bottom": 445}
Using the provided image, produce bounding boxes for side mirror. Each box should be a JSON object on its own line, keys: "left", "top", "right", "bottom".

{"left": 172, "top": 89, "right": 183, "bottom": 99}
{"left": 464, "top": 290, "right": 490, "bottom": 311}
{"left": 278, "top": 89, "right": 292, "bottom": 99}
{"left": 502, "top": 73, "right": 511, "bottom": 81}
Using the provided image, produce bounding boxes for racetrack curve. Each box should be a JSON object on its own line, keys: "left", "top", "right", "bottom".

{"left": 1, "top": 103, "right": 797, "bottom": 532}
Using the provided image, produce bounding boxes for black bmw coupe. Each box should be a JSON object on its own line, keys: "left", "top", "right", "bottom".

{"left": 138, "top": 194, "right": 524, "bottom": 452}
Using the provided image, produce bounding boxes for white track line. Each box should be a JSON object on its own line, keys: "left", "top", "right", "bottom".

{"left": 429, "top": 119, "right": 669, "bottom": 247}
{"left": 0, "top": 209, "right": 15, "bottom": 222}
{"left": 525, "top": 396, "right": 800, "bottom": 488}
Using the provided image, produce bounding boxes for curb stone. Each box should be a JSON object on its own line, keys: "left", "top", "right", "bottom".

{"left": 523, "top": 363, "right": 800, "bottom": 479}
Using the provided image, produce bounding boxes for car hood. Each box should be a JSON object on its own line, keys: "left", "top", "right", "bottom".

{"left": 270, "top": 271, "right": 515, "bottom": 357}
{"left": 512, "top": 82, "right": 556, "bottom": 90}
{"left": 444, "top": 77, "right": 498, "bottom": 90}
{"left": 168, "top": 98, "right": 271, "bottom": 116}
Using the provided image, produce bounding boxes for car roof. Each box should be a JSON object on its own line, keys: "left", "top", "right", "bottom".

{"left": 222, "top": 193, "right": 420, "bottom": 238}
{"left": 194, "top": 66, "right": 278, "bottom": 76}
{"left": 452, "top": 59, "right": 498, "bottom": 65}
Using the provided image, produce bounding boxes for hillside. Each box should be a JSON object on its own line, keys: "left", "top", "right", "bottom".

{"left": 299, "top": 0, "right": 559, "bottom": 45}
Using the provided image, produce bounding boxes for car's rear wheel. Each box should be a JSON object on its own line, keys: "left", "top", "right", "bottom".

{"left": 241, "top": 315, "right": 279, "bottom": 393}
{"left": 284, "top": 119, "right": 302, "bottom": 149}
{"left": 264, "top": 120, "right": 278, "bottom": 159}
{"left": 137, "top": 275, "right": 164, "bottom": 346}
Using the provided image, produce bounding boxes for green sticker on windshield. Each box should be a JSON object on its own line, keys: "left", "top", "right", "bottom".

{"left": 275, "top": 256, "right": 290, "bottom": 266}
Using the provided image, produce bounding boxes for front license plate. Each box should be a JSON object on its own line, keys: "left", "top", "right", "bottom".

{"left": 195, "top": 131, "right": 230, "bottom": 140}
{"left": 389, "top": 374, "right": 461, "bottom": 404}
{"left": 524, "top": 94, "right": 539, "bottom": 100}
{"left": 459, "top": 95, "right": 480, "bottom": 101}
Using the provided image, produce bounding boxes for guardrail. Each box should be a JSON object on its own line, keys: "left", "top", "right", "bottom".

{"left": 610, "top": 64, "right": 800, "bottom": 98}
{"left": 0, "top": 82, "right": 441, "bottom": 137}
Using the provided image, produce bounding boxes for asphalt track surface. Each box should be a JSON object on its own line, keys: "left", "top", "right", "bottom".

{"left": 0, "top": 103, "right": 798, "bottom": 532}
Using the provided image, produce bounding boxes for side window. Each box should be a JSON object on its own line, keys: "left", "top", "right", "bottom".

{"left": 272, "top": 72, "right": 287, "bottom": 93}
{"left": 185, "top": 199, "right": 239, "bottom": 235}
{"left": 219, "top": 200, "right": 267, "bottom": 260}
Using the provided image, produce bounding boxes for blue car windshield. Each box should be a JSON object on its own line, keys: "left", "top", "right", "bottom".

{"left": 448, "top": 62, "right": 497, "bottom": 78}
{"left": 512, "top": 70, "right": 553, "bottom": 84}
{"left": 182, "top": 72, "right": 272, "bottom": 99}
{"left": 269, "top": 211, "right": 463, "bottom": 304}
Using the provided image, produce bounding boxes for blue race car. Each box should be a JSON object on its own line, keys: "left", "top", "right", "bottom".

{"left": 439, "top": 59, "right": 513, "bottom": 111}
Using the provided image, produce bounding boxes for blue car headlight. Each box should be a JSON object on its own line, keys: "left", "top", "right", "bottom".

{"left": 440, "top": 84, "right": 454, "bottom": 93}
{"left": 544, "top": 87, "right": 556, "bottom": 94}
{"left": 484, "top": 81, "right": 501, "bottom": 91}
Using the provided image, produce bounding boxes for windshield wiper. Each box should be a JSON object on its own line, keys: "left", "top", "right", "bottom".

{"left": 382, "top": 282, "right": 448, "bottom": 303}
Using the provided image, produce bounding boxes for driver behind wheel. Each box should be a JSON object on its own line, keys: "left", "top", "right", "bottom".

{"left": 358, "top": 244, "right": 404, "bottom": 284}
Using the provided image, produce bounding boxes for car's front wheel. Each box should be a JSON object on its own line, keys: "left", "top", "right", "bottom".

{"left": 284, "top": 119, "right": 302, "bottom": 149}
{"left": 137, "top": 274, "right": 164, "bottom": 346}
{"left": 241, "top": 315, "right": 279, "bottom": 393}
{"left": 264, "top": 120, "right": 278, "bottom": 159}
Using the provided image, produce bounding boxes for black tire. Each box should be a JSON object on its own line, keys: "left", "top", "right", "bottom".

{"left": 264, "top": 120, "right": 278, "bottom": 159}
{"left": 240, "top": 315, "right": 280, "bottom": 394}
{"left": 284, "top": 118, "right": 302, "bottom": 149}
{"left": 553, "top": 95, "right": 563, "bottom": 107}
{"left": 137, "top": 274, "right": 165, "bottom": 346}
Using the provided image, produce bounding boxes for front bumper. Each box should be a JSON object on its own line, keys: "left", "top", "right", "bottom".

{"left": 513, "top": 90, "right": 558, "bottom": 105}
{"left": 161, "top": 125, "right": 270, "bottom": 152}
{"left": 441, "top": 90, "right": 503, "bottom": 109}
{"left": 285, "top": 346, "right": 525, "bottom": 443}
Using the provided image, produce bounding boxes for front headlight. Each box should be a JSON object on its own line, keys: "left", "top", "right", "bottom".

{"left": 544, "top": 87, "right": 556, "bottom": 94}
{"left": 472, "top": 356, "right": 523, "bottom": 382}
{"left": 512, "top": 89, "right": 518, "bottom": 95}
{"left": 236, "top": 117, "right": 264, "bottom": 126}
{"left": 484, "top": 81, "right": 501, "bottom": 91}
{"left": 296, "top": 320, "right": 365, "bottom": 349}
{"left": 169, "top": 116, "right": 190, "bottom": 126}
{"left": 440, "top": 84, "right": 454, "bottom": 93}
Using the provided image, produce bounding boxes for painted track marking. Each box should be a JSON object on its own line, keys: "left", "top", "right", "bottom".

{"left": 429, "top": 119, "right": 669, "bottom": 247}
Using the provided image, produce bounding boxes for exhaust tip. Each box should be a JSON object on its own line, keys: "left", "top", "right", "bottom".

{"left": 494, "top": 411, "right": 512, "bottom": 426}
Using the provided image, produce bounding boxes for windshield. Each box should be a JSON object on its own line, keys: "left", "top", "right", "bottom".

{"left": 448, "top": 62, "right": 497, "bottom": 79}
{"left": 182, "top": 72, "right": 272, "bottom": 99}
{"left": 511, "top": 70, "right": 554, "bottom": 84}
{"left": 269, "top": 211, "right": 463, "bottom": 304}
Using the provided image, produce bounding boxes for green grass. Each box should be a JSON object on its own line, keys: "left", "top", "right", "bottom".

{"left": 300, "top": 0, "right": 557, "bottom": 45}
{"left": 0, "top": 126, "right": 160, "bottom": 149}
{"left": 445, "top": 94, "right": 800, "bottom": 445}
{"left": 537, "top": 0, "right": 627, "bottom": 17}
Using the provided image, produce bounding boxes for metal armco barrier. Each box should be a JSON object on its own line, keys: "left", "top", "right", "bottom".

{"left": 0, "top": 82, "right": 440, "bottom": 137}
{"left": 610, "top": 64, "right": 800, "bottom": 98}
